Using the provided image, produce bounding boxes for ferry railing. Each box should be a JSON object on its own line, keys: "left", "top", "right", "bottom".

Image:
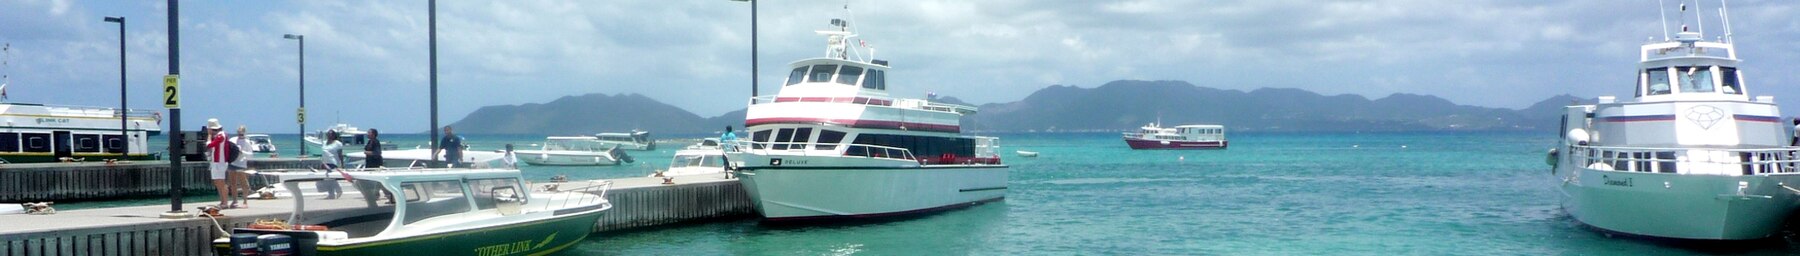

{"left": 746, "top": 95, "right": 977, "bottom": 114}
{"left": 728, "top": 140, "right": 916, "bottom": 162}
{"left": 1567, "top": 145, "right": 1800, "bottom": 175}
{"left": 539, "top": 179, "right": 611, "bottom": 213}
{"left": 36, "top": 104, "right": 160, "bottom": 119}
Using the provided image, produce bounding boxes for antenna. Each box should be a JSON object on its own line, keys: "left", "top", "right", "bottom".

{"left": 1658, "top": 0, "right": 1670, "bottom": 40}
{"left": 1720, "top": 0, "right": 1733, "bottom": 43}
{"left": 1693, "top": 0, "right": 1705, "bottom": 37}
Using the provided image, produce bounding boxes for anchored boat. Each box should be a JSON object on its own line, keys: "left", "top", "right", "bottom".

{"left": 212, "top": 168, "right": 612, "bottom": 255}
{"left": 652, "top": 138, "right": 727, "bottom": 177}
{"left": 0, "top": 45, "right": 163, "bottom": 163}
{"left": 516, "top": 136, "right": 631, "bottom": 166}
{"left": 1550, "top": 1, "right": 1800, "bottom": 240}
{"left": 727, "top": 11, "right": 1008, "bottom": 222}
{"left": 1122, "top": 123, "right": 1227, "bottom": 150}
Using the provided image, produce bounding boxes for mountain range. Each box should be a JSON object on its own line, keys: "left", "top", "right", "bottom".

{"left": 447, "top": 80, "right": 1582, "bottom": 134}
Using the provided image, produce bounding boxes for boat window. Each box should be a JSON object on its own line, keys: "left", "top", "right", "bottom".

{"left": 862, "top": 70, "right": 885, "bottom": 90}
{"left": 751, "top": 130, "right": 772, "bottom": 149}
{"left": 103, "top": 135, "right": 126, "bottom": 153}
{"left": 808, "top": 65, "right": 838, "bottom": 83}
{"left": 402, "top": 180, "right": 473, "bottom": 225}
{"left": 1677, "top": 66, "right": 1715, "bottom": 93}
{"left": 790, "top": 127, "right": 813, "bottom": 144}
{"left": 0, "top": 133, "right": 17, "bottom": 152}
{"left": 469, "top": 178, "right": 523, "bottom": 211}
{"left": 22, "top": 133, "right": 50, "bottom": 153}
{"left": 1646, "top": 68, "right": 1671, "bottom": 95}
{"left": 815, "top": 130, "right": 846, "bottom": 150}
{"left": 836, "top": 66, "right": 864, "bottom": 85}
{"left": 787, "top": 66, "right": 808, "bottom": 86}
{"left": 1720, "top": 67, "right": 1742, "bottom": 95}
{"left": 73, "top": 134, "right": 100, "bottom": 153}
{"left": 773, "top": 128, "right": 795, "bottom": 150}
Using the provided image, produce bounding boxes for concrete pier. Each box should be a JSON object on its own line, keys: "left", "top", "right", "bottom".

{"left": 0, "top": 174, "right": 754, "bottom": 256}
{"left": 0, "top": 159, "right": 321, "bottom": 202}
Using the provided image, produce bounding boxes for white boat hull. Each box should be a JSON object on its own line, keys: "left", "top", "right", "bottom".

{"left": 733, "top": 155, "right": 1007, "bottom": 220}
{"left": 516, "top": 150, "right": 620, "bottom": 166}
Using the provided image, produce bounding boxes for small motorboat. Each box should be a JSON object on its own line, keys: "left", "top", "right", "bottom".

{"left": 1015, "top": 151, "right": 1039, "bottom": 157}
{"left": 651, "top": 138, "right": 728, "bottom": 177}
{"left": 516, "top": 137, "right": 632, "bottom": 166}
{"left": 212, "top": 168, "right": 612, "bottom": 255}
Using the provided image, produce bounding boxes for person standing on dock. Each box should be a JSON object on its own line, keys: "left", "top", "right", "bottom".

{"left": 320, "top": 130, "right": 345, "bottom": 199}
{"left": 203, "top": 119, "right": 231, "bottom": 208}
{"left": 229, "top": 125, "right": 255, "bottom": 208}
{"left": 437, "top": 126, "right": 464, "bottom": 167}
{"left": 721, "top": 126, "right": 737, "bottom": 170}
{"left": 363, "top": 128, "right": 383, "bottom": 168}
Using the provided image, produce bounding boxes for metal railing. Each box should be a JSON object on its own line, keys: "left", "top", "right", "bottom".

{"left": 1567, "top": 145, "right": 1800, "bottom": 175}
{"left": 746, "top": 95, "right": 977, "bottom": 114}
{"left": 540, "top": 179, "right": 611, "bottom": 213}
{"left": 729, "top": 140, "right": 916, "bottom": 161}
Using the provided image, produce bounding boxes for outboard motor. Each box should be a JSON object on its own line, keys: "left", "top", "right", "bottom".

{"left": 610, "top": 147, "right": 635, "bottom": 164}
{"left": 229, "top": 233, "right": 261, "bottom": 256}
{"left": 257, "top": 234, "right": 294, "bottom": 256}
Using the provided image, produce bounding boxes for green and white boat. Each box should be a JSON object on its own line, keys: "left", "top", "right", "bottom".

{"left": 0, "top": 44, "right": 162, "bottom": 163}
{"left": 212, "top": 168, "right": 612, "bottom": 255}
{"left": 1550, "top": 2, "right": 1800, "bottom": 240}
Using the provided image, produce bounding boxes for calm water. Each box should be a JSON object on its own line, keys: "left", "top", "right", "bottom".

{"left": 83, "top": 132, "right": 1800, "bottom": 254}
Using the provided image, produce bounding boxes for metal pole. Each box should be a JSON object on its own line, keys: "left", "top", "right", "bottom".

{"left": 429, "top": 0, "right": 439, "bottom": 162}
{"left": 299, "top": 37, "right": 306, "bottom": 157}
{"left": 750, "top": 0, "right": 758, "bottom": 98}
{"left": 165, "top": 0, "right": 184, "bottom": 216}
{"left": 107, "top": 17, "right": 126, "bottom": 159}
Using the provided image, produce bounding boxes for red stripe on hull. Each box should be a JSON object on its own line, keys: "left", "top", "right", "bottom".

{"left": 761, "top": 197, "right": 1005, "bottom": 222}
{"left": 1124, "top": 138, "right": 1227, "bottom": 149}
{"left": 746, "top": 117, "right": 960, "bottom": 133}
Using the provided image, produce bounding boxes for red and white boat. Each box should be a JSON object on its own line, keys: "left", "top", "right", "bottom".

{"left": 1122, "top": 123, "right": 1227, "bottom": 149}
{"left": 727, "top": 13, "right": 1007, "bottom": 222}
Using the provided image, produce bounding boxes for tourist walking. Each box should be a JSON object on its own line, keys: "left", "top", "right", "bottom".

{"left": 229, "top": 125, "right": 255, "bottom": 208}
{"left": 437, "top": 126, "right": 465, "bottom": 167}
{"left": 203, "top": 119, "right": 231, "bottom": 208}
{"left": 363, "top": 128, "right": 384, "bottom": 168}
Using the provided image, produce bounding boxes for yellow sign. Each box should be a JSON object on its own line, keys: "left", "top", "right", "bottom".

{"left": 162, "top": 75, "right": 180, "bottom": 108}
{"left": 297, "top": 107, "right": 306, "bottom": 124}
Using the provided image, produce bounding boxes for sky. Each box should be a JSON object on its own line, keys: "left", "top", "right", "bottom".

{"left": 2, "top": 0, "right": 1798, "bottom": 134}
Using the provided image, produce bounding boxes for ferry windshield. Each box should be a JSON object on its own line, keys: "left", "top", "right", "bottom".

{"left": 1720, "top": 67, "right": 1742, "bottom": 94}
{"left": 836, "top": 66, "right": 864, "bottom": 85}
{"left": 1677, "top": 67, "right": 1714, "bottom": 93}
{"left": 808, "top": 65, "right": 838, "bottom": 83}
{"left": 1645, "top": 68, "right": 1671, "bottom": 95}
{"left": 786, "top": 66, "right": 808, "bottom": 86}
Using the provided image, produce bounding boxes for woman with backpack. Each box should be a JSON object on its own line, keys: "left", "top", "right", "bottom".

{"left": 203, "top": 119, "right": 232, "bottom": 209}
{"left": 229, "top": 125, "right": 255, "bottom": 208}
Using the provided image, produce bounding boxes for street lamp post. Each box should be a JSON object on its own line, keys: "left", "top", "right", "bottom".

{"left": 283, "top": 34, "right": 305, "bottom": 157}
{"left": 731, "top": 0, "right": 758, "bottom": 98}
{"left": 103, "top": 16, "right": 125, "bottom": 159}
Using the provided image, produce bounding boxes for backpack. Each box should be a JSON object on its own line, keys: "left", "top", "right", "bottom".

{"left": 225, "top": 141, "right": 242, "bottom": 163}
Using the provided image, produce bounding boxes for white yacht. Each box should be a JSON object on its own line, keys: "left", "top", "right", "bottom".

{"left": 515, "top": 136, "right": 631, "bottom": 166}
{"left": 1551, "top": 2, "right": 1800, "bottom": 240}
{"left": 727, "top": 13, "right": 1008, "bottom": 221}
{"left": 652, "top": 138, "right": 727, "bottom": 177}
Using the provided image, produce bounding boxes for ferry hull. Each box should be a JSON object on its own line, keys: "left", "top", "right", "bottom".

{"left": 1123, "top": 138, "right": 1227, "bottom": 150}
{"left": 1559, "top": 167, "right": 1800, "bottom": 240}
{"left": 0, "top": 152, "right": 157, "bottom": 163}
{"left": 215, "top": 209, "right": 604, "bottom": 256}
{"left": 736, "top": 164, "right": 1008, "bottom": 221}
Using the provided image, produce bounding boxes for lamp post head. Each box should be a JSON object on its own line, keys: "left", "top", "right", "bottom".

{"left": 103, "top": 16, "right": 124, "bottom": 23}
{"left": 283, "top": 34, "right": 303, "bottom": 40}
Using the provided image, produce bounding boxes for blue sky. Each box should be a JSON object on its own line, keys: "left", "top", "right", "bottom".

{"left": 2, "top": 0, "right": 1798, "bottom": 134}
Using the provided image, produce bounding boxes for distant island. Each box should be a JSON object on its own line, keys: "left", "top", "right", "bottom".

{"left": 446, "top": 80, "right": 1582, "bottom": 134}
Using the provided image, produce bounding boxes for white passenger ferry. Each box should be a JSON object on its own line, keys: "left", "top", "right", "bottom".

{"left": 0, "top": 45, "right": 162, "bottom": 163}
{"left": 1550, "top": 2, "right": 1800, "bottom": 240}
{"left": 727, "top": 13, "right": 1007, "bottom": 221}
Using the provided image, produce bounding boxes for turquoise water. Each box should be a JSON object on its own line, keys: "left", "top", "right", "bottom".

{"left": 85, "top": 132, "right": 1800, "bottom": 254}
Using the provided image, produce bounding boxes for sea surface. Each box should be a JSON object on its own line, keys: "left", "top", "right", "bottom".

{"left": 76, "top": 131, "right": 1800, "bottom": 254}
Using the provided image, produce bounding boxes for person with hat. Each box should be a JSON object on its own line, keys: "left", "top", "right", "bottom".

{"left": 203, "top": 118, "right": 232, "bottom": 208}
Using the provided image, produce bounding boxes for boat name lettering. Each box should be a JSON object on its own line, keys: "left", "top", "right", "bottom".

{"left": 34, "top": 118, "right": 69, "bottom": 124}
{"left": 769, "top": 158, "right": 806, "bottom": 166}
{"left": 472, "top": 239, "right": 533, "bottom": 256}
{"left": 1602, "top": 175, "right": 1632, "bottom": 187}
